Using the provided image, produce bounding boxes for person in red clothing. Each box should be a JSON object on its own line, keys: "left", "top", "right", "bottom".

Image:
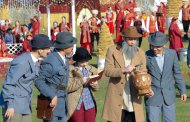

{"left": 30, "top": 16, "right": 40, "bottom": 37}
{"left": 59, "top": 16, "right": 71, "bottom": 32}
{"left": 123, "top": 9, "right": 134, "bottom": 33}
{"left": 12, "top": 20, "right": 23, "bottom": 43}
{"left": 169, "top": 16, "right": 184, "bottom": 58}
{"left": 157, "top": 2, "right": 167, "bottom": 33}
{"left": 22, "top": 32, "right": 32, "bottom": 53}
{"left": 115, "top": 0, "right": 136, "bottom": 43}
{"left": 146, "top": 6, "right": 158, "bottom": 35}
{"left": 1, "top": 19, "right": 11, "bottom": 37}
{"left": 179, "top": 0, "right": 190, "bottom": 40}
{"left": 106, "top": 7, "right": 114, "bottom": 35}
{"left": 0, "top": 31, "right": 8, "bottom": 57}
{"left": 89, "top": 9, "right": 101, "bottom": 52}
{"left": 2, "top": 20, "right": 11, "bottom": 32}
{"left": 80, "top": 15, "right": 92, "bottom": 54}
{"left": 131, "top": 7, "right": 147, "bottom": 47}
{"left": 51, "top": 21, "right": 59, "bottom": 42}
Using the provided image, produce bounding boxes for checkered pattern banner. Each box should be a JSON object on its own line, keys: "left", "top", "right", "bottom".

{"left": 6, "top": 43, "right": 23, "bottom": 55}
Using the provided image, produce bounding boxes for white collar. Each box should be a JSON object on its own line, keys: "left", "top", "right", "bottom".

{"left": 58, "top": 52, "right": 66, "bottom": 64}
{"left": 30, "top": 53, "right": 38, "bottom": 63}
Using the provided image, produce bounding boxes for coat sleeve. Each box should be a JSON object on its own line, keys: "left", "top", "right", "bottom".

{"left": 2, "top": 60, "right": 26, "bottom": 108}
{"left": 104, "top": 47, "right": 123, "bottom": 78}
{"left": 88, "top": 65, "right": 99, "bottom": 91}
{"left": 172, "top": 51, "right": 187, "bottom": 94}
{"left": 34, "top": 62, "right": 57, "bottom": 99}
{"left": 137, "top": 49, "right": 147, "bottom": 73}
{"left": 173, "top": 24, "right": 182, "bottom": 37}
{"left": 67, "top": 65, "right": 84, "bottom": 93}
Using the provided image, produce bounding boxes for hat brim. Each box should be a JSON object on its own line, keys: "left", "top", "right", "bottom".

{"left": 73, "top": 56, "right": 92, "bottom": 62}
{"left": 148, "top": 39, "right": 168, "bottom": 46}
{"left": 53, "top": 37, "right": 77, "bottom": 49}
{"left": 120, "top": 32, "right": 142, "bottom": 38}
{"left": 29, "top": 40, "right": 52, "bottom": 49}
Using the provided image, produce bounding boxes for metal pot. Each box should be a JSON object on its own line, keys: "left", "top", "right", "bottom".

{"left": 178, "top": 48, "right": 187, "bottom": 62}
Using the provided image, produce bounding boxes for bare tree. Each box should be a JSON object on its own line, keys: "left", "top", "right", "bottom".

{"left": 136, "top": 0, "right": 155, "bottom": 13}
{"left": 9, "top": 7, "right": 39, "bottom": 24}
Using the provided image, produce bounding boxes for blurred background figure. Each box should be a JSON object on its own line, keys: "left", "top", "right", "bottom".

{"left": 51, "top": 21, "right": 59, "bottom": 42}
{"left": 123, "top": 9, "right": 134, "bottom": 33}
{"left": 157, "top": 2, "right": 167, "bottom": 34}
{"left": 169, "top": 16, "right": 183, "bottom": 58}
{"left": 22, "top": 32, "right": 33, "bottom": 53}
{"left": 115, "top": 0, "right": 135, "bottom": 43}
{"left": 2, "top": 19, "right": 11, "bottom": 32}
{"left": 20, "top": 24, "right": 29, "bottom": 41}
{"left": 131, "top": 7, "right": 146, "bottom": 47}
{"left": 4, "top": 28, "right": 14, "bottom": 44}
{"left": 30, "top": 16, "right": 40, "bottom": 37}
{"left": 146, "top": 6, "right": 158, "bottom": 35}
{"left": 179, "top": 0, "right": 190, "bottom": 40}
{"left": 106, "top": 7, "right": 114, "bottom": 35}
{"left": 80, "top": 15, "right": 92, "bottom": 54}
{"left": 28, "top": 18, "right": 33, "bottom": 31}
{"left": 59, "top": 16, "right": 71, "bottom": 32}
{"left": 0, "top": 30, "right": 8, "bottom": 57}
{"left": 115, "top": 0, "right": 127, "bottom": 43}
{"left": 89, "top": 9, "right": 101, "bottom": 52}
{"left": 12, "top": 20, "right": 23, "bottom": 43}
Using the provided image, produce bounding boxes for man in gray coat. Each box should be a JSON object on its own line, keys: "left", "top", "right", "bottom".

{"left": 35, "top": 32, "right": 77, "bottom": 122}
{"left": 2, "top": 34, "right": 52, "bottom": 122}
{"left": 145, "top": 31, "right": 187, "bottom": 122}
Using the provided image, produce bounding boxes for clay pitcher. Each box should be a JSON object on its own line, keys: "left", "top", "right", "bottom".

{"left": 132, "top": 72, "right": 151, "bottom": 96}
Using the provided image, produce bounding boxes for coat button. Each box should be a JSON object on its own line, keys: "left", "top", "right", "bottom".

{"left": 119, "top": 94, "right": 122, "bottom": 96}
{"left": 118, "top": 104, "right": 121, "bottom": 107}
{"left": 121, "top": 82, "right": 124, "bottom": 84}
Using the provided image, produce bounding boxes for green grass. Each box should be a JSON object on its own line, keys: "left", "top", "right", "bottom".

{"left": 1, "top": 32, "right": 190, "bottom": 122}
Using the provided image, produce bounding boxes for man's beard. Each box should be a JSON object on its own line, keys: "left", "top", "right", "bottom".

{"left": 122, "top": 41, "right": 138, "bottom": 59}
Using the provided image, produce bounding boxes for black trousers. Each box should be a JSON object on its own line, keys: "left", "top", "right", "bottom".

{"left": 90, "top": 32, "right": 99, "bottom": 51}
{"left": 121, "top": 110, "right": 135, "bottom": 122}
{"left": 138, "top": 37, "right": 143, "bottom": 47}
{"left": 182, "top": 20, "right": 190, "bottom": 33}
{"left": 182, "top": 20, "right": 190, "bottom": 38}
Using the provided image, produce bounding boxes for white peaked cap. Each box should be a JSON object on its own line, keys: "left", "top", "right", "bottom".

{"left": 182, "top": 0, "right": 188, "bottom": 2}
{"left": 92, "top": 9, "right": 98, "bottom": 15}
{"left": 134, "top": 7, "right": 141, "bottom": 12}
{"left": 150, "top": 6, "right": 158, "bottom": 12}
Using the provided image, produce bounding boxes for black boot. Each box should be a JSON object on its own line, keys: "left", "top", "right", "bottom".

{"left": 183, "top": 34, "right": 189, "bottom": 41}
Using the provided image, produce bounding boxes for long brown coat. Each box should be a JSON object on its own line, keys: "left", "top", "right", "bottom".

{"left": 102, "top": 45, "right": 147, "bottom": 122}
{"left": 67, "top": 64, "right": 99, "bottom": 120}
